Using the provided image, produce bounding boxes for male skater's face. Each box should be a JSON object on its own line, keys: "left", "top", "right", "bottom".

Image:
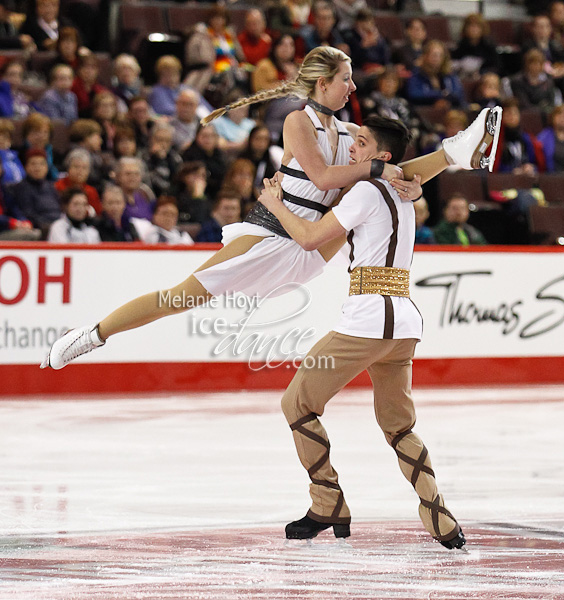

{"left": 348, "top": 127, "right": 378, "bottom": 165}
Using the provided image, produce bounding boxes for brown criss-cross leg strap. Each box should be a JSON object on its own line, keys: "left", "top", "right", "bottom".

{"left": 290, "top": 413, "right": 345, "bottom": 518}
{"left": 420, "top": 495, "right": 460, "bottom": 541}
{"left": 391, "top": 430, "right": 436, "bottom": 487}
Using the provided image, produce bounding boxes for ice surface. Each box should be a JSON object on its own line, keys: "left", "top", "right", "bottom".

{"left": 0, "top": 386, "right": 563, "bottom": 599}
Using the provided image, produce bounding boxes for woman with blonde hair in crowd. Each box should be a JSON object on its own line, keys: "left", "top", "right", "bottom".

{"left": 112, "top": 54, "right": 143, "bottom": 107}
{"left": 148, "top": 55, "right": 184, "bottom": 117}
{"left": 42, "top": 45, "right": 500, "bottom": 373}
{"left": 472, "top": 72, "right": 503, "bottom": 110}
{"left": 92, "top": 91, "right": 123, "bottom": 152}
{"left": 406, "top": 39, "right": 466, "bottom": 108}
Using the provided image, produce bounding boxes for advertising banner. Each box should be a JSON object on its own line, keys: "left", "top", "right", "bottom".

{"left": 1, "top": 244, "right": 563, "bottom": 394}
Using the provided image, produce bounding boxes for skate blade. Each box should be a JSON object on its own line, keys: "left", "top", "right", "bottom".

{"left": 458, "top": 546, "right": 470, "bottom": 554}
{"left": 470, "top": 107, "right": 502, "bottom": 171}
{"left": 283, "top": 538, "right": 352, "bottom": 551}
{"left": 484, "top": 107, "right": 502, "bottom": 173}
{"left": 40, "top": 353, "right": 51, "bottom": 369}
{"left": 284, "top": 538, "right": 314, "bottom": 547}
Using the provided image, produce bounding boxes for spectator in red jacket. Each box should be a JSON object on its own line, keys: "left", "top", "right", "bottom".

{"left": 71, "top": 53, "right": 107, "bottom": 118}
{"left": 238, "top": 9, "right": 272, "bottom": 66}
{"left": 55, "top": 148, "right": 102, "bottom": 214}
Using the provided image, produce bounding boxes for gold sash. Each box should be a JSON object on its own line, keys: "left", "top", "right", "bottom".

{"left": 349, "top": 266, "right": 410, "bottom": 297}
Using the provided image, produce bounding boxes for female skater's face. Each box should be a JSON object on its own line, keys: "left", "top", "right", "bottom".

{"left": 348, "top": 126, "right": 378, "bottom": 165}
{"left": 319, "top": 61, "right": 356, "bottom": 110}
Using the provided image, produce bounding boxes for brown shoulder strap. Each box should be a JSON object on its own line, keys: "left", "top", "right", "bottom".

{"left": 368, "top": 180, "right": 399, "bottom": 268}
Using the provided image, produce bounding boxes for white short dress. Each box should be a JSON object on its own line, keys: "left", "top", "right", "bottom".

{"left": 194, "top": 105, "right": 354, "bottom": 298}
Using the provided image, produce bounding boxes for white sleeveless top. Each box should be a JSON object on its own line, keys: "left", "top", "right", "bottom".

{"left": 280, "top": 104, "right": 354, "bottom": 222}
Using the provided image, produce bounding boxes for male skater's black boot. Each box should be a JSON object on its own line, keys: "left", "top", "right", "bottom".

{"left": 440, "top": 528, "right": 466, "bottom": 550}
{"left": 285, "top": 515, "right": 350, "bottom": 539}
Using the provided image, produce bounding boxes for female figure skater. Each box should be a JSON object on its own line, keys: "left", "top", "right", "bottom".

{"left": 42, "top": 46, "right": 500, "bottom": 369}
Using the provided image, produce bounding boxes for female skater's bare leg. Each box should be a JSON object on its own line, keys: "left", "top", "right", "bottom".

{"left": 97, "top": 235, "right": 267, "bottom": 339}
{"left": 97, "top": 276, "right": 212, "bottom": 339}
{"left": 42, "top": 236, "right": 268, "bottom": 369}
{"left": 399, "top": 150, "right": 450, "bottom": 184}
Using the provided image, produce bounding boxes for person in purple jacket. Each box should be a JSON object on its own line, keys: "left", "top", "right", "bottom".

{"left": 537, "top": 104, "right": 564, "bottom": 172}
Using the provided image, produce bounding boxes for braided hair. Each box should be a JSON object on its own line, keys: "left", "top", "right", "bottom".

{"left": 201, "top": 46, "right": 350, "bottom": 126}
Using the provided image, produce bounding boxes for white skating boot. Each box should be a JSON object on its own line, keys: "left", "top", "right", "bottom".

{"left": 442, "top": 106, "right": 502, "bottom": 172}
{"left": 40, "top": 324, "right": 105, "bottom": 370}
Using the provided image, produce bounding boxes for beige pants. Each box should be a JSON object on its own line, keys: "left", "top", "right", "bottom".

{"left": 282, "top": 331, "right": 460, "bottom": 542}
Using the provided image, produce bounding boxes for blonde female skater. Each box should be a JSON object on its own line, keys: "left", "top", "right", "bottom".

{"left": 42, "top": 46, "right": 500, "bottom": 369}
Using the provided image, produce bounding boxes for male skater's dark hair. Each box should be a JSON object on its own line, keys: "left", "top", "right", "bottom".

{"left": 363, "top": 115, "right": 411, "bottom": 164}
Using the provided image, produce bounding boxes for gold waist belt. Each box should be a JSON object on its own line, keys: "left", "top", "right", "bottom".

{"left": 349, "top": 266, "right": 410, "bottom": 297}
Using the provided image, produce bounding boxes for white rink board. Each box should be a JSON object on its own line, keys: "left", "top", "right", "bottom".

{"left": 0, "top": 246, "right": 563, "bottom": 365}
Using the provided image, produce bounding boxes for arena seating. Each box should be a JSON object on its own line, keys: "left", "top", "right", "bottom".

{"left": 529, "top": 204, "right": 564, "bottom": 244}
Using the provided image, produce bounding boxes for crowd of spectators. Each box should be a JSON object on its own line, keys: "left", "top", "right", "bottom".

{"left": 0, "top": 0, "right": 564, "bottom": 245}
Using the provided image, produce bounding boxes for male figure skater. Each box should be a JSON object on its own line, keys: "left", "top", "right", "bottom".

{"left": 258, "top": 113, "right": 499, "bottom": 550}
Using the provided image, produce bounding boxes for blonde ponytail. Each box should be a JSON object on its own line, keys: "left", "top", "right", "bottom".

{"left": 200, "top": 46, "right": 350, "bottom": 126}
{"left": 201, "top": 81, "right": 302, "bottom": 126}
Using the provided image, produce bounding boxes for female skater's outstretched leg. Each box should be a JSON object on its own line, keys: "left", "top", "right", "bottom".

{"left": 42, "top": 235, "right": 267, "bottom": 369}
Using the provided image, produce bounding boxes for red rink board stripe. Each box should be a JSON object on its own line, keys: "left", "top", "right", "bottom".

{"left": 2, "top": 356, "right": 564, "bottom": 396}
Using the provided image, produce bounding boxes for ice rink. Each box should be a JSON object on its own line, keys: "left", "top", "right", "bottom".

{"left": 1, "top": 385, "right": 563, "bottom": 599}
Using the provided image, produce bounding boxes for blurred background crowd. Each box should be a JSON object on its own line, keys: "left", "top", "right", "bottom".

{"left": 0, "top": 0, "right": 563, "bottom": 247}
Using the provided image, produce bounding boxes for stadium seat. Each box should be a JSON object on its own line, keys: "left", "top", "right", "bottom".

{"left": 415, "top": 105, "right": 450, "bottom": 128}
{"left": 488, "top": 19, "right": 519, "bottom": 47}
{"left": 51, "top": 120, "right": 70, "bottom": 156}
{"left": 120, "top": 4, "right": 167, "bottom": 54}
{"left": 438, "top": 171, "right": 488, "bottom": 206}
{"left": 538, "top": 173, "right": 564, "bottom": 205}
{"left": 0, "top": 49, "right": 27, "bottom": 64}
{"left": 373, "top": 13, "right": 404, "bottom": 43}
{"left": 29, "top": 51, "right": 56, "bottom": 77}
{"left": 167, "top": 5, "right": 248, "bottom": 35}
{"left": 487, "top": 172, "right": 536, "bottom": 192}
{"left": 529, "top": 204, "right": 564, "bottom": 244}
{"left": 420, "top": 16, "right": 451, "bottom": 44}
{"left": 19, "top": 83, "right": 47, "bottom": 102}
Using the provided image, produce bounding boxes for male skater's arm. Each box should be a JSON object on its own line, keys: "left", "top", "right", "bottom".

{"left": 259, "top": 179, "right": 348, "bottom": 251}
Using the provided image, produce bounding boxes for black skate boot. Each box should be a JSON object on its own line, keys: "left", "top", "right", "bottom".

{"left": 440, "top": 528, "right": 466, "bottom": 550}
{"left": 285, "top": 515, "right": 351, "bottom": 540}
